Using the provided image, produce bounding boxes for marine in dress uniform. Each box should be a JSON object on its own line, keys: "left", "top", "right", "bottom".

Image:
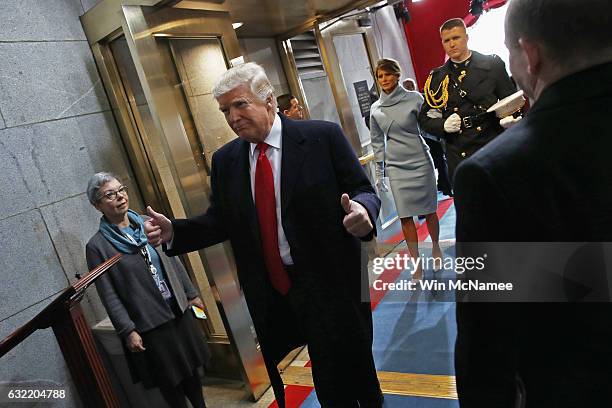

{"left": 418, "top": 19, "right": 518, "bottom": 184}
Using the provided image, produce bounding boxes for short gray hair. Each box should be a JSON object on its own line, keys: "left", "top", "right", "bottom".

{"left": 87, "top": 172, "right": 120, "bottom": 205}
{"left": 212, "top": 62, "right": 277, "bottom": 110}
{"left": 506, "top": 0, "right": 612, "bottom": 66}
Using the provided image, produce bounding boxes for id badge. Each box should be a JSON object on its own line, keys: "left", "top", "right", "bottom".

{"left": 158, "top": 280, "right": 172, "bottom": 300}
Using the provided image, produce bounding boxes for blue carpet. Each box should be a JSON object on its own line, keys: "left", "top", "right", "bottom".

{"left": 299, "top": 201, "right": 458, "bottom": 407}
{"left": 381, "top": 394, "right": 459, "bottom": 407}
{"left": 299, "top": 392, "right": 459, "bottom": 408}
{"left": 372, "top": 247, "right": 457, "bottom": 375}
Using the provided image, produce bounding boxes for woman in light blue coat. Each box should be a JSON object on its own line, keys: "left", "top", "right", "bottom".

{"left": 370, "top": 59, "right": 442, "bottom": 279}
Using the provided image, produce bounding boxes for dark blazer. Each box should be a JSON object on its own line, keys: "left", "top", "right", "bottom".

{"left": 86, "top": 230, "right": 199, "bottom": 337}
{"left": 419, "top": 51, "right": 516, "bottom": 178}
{"left": 453, "top": 62, "right": 612, "bottom": 407}
{"left": 166, "top": 114, "right": 381, "bottom": 405}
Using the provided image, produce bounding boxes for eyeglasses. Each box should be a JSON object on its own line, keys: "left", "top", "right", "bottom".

{"left": 97, "top": 185, "right": 128, "bottom": 202}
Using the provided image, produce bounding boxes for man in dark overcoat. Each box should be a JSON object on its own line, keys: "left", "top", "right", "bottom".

{"left": 418, "top": 18, "right": 518, "bottom": 185}
{"left": 453, "top": 0, "right": 612, "bottom": 406}
{"left": 144, "top": 62, "right": 383, "bottom": 408}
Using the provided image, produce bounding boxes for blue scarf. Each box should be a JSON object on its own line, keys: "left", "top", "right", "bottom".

{"left": 99, "top": 209, "right": 148, "bottom": 254}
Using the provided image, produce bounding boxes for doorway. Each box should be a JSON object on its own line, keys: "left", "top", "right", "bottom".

{"left": 87, "top": 5, "right": 269, "bottom": 399}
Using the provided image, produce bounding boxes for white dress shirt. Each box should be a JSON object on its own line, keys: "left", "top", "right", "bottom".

{"left": 249, "top": 115, "right": 294, "bottom": 265}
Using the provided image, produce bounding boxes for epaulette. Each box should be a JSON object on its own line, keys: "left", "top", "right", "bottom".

{"left": 424, "top": 69, "right": 450, "bottom": 110}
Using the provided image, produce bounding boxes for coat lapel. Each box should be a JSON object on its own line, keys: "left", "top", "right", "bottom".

{"left": 280, "top": 116, "right": 307, "bottom": 216}
{"left": 228, "top": 116, "right": 307, "bottom": 247}
{"left": 230, "top": 140, "right": 261, "bottom": 247}
{"left": 460, "top": 52, "right": 490, "bottom": 95}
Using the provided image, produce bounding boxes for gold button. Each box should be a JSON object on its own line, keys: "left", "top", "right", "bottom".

{"left": 461, "top": 152, "right": 466, "bottom": 158}
{"left": 454, "top": 107, "right": 459, "bottom": 112}
{"left": 477, "top": 126, "right": 482, "bottom": 131}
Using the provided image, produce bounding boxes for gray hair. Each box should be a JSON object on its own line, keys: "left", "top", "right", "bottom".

{"left": 87, "top": 172, "right": 120, "bottom": 205}
{"left": 211, "top": 62, "right": 277, "bottom": 110}
{"left": 506, "top": 0, "right": 612, "bottom": 66}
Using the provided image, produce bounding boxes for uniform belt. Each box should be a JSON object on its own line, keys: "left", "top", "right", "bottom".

{"left": 462, "top": 111, "right": 495, "bottom": 129}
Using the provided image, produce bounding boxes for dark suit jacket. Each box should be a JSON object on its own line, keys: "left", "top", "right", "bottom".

{"left": 454, "top": 62, "right": 612, "bottom": 407}
{"left": 166, "top": 114, "right": 380, "bottom": 404}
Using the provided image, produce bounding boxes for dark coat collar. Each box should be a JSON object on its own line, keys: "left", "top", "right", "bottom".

{"left": 434, "top": 50, "right": 493, "bottom": 74}
{"left": 446, "top": 50, "right": 492, "bottom": 71}
{"left": 530, "top": 62, "right": 612, "bottom": 115}
{"left": 278, "top": 114, "right": 307, "bottom": 214}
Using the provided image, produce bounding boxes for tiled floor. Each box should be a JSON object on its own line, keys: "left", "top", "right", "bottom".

{"left": 202, "top": 378, "right": 276, "bottom": 407}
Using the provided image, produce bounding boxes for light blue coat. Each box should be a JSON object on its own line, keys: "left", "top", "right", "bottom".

{"left": 370, "top": 85, "right": 437, "bottom": 217}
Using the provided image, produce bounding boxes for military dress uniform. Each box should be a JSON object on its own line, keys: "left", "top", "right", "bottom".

{"left": 418, "top": 51, "right": 517, "bottom": 184}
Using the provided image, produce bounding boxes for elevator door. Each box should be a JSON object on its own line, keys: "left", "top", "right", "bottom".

{"left": 333, "top": 33, "right": 376, "bottom": 150}
{"left": 168, "top": 38, "right": 237, "bottom": 168}
{"left": 96, "top": 5, "right": 270, "bottom": 400}
{"left": 283, "top": 30, "right": 341, "bottom": 124}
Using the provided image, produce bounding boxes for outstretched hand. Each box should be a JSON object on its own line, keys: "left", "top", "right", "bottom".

{"left": 341, "top": 193, "right": 373, "bottom": 238}
{"left": 144, "top": 206, "right": 173, "bottom": 247}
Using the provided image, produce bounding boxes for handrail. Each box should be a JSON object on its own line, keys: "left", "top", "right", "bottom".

{"left": 0, "top": 254, "right": 122, "bottom": 358}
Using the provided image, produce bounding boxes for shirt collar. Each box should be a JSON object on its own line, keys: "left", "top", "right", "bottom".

{"left": 250, "top": 114, "right": 282, "bottom": 157}
{"left": 450, "top": 50, "right": 473, "bottom": 65}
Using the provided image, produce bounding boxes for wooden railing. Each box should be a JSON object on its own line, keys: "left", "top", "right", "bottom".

{"left": 0, "top": 254, "right": 122, "bottom": 407}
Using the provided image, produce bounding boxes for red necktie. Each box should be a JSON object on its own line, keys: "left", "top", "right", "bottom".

{"left": 255, "top": 142, "right": 291, "bottom": 294}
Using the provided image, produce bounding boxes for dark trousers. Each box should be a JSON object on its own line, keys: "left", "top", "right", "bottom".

{"left": 273, "top": 266, "right": 383, "bottom": 408}
{"left": 425, "top": 137, "right": 452, "bottom": 194}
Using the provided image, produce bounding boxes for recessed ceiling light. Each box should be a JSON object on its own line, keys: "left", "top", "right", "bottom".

{"left": 232, "top": 22, "right": 244, "bottom": 29}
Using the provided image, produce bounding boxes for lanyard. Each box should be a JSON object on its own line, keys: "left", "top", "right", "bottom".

{"left": 123, "top": 229, "right": 172, "bottom": 301}
{"left": 123, "top": 233, "right": 158, "bottom": 277}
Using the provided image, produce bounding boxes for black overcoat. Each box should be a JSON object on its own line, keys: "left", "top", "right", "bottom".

{"left": 453, "top": 62, "right": 612, "bottom": 407}
{"left": 166, "top": 114, "right": 381, "bottom": 406}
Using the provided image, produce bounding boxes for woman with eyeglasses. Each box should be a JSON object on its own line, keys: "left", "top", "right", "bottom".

{"left": 85, "top": 172, "right": 210, "bottom": 408}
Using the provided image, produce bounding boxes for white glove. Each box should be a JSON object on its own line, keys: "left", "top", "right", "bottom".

{"left": 374, "top": 162, "right": 388, "bottom": 192}
{"left": 500, "top": 115, "right": 522, "bottom": 129}
{"left": 444, "top": 113, "right": 462, "bottom": 133}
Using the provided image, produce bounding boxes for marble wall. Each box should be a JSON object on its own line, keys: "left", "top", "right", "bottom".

{"left": 0, "top": 1, "right": 136, "bottom": 406}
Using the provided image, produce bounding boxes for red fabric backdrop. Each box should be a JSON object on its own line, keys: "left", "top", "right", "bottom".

{"left": 403, "top": 0, "right": 470, "bottom": 89}
{"left": 464, "top": 0, "right": 508, "bottom": 27}
{"left": 402, "top": 0, "right": 507, "bottom": 90}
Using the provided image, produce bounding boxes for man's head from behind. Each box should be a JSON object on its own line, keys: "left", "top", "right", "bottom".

{"left": 212, "top": 62, "right": 277, "bottom": 143}
{"left": 277, "top": 94, "right": 304, "bottom": 120}
{"left": 505, "top": 0, "right": 612, "bottom": 102}
{"left": 403, "top": 78, "right": 416, "bottom": 91}
{"left": 440, "top": 18, "right": 470, "bottom": 62}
